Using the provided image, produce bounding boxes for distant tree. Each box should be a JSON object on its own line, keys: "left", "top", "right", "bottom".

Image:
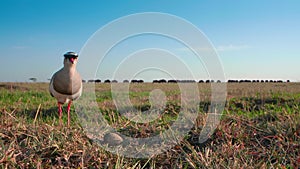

{"left": 131, "top": 79, "right": 144, "bottom": 83}
{"left": 95, "top": 79, "right": 101, "bottom": 83}
{"left": 123, "top": 80, "right": 129, "bottom": 83}
{"left": 217, "top": 80, "right": 221, "bottom": 83}
{"left": 228, "top": 80, "right": 238, "bottom": 83}
{"left": 112, "top": 80, "right": 118, "bottom": 83}
{"left": 158, "top": 79, "right": 167, "bottom": 83}
{"left": 168, "top": 80, "right": 177, "bottom": 83}
{"left": 206, "top": 80, "right": 210, "bottom": 83}
{"left": 199, "top": 80, "right": 204, "bottom": 83}
{"left": 104, "top": 79, "right": 111, "bottom": 83}
{"left": 88, "top": 79, "right": 95, "bottom": 83}
{"left": 287, "top": 80, "right": 290, "bottom": 83}
{"left": 82, "top": 80, "right": 86, "bottom": 83}
{"left": 29, "top": 77, "right": 37, "bottom": 82}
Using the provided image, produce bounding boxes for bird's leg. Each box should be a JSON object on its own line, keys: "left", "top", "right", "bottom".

{"left": 58, "top": 102, "right": 63, "bottom": 126}
{"left": 67, "top": 101, "right": 72, "bottom": 127}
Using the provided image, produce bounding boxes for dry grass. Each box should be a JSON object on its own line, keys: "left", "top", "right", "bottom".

{"left": 0, "top": 82, "right": 300, "bottom": 168}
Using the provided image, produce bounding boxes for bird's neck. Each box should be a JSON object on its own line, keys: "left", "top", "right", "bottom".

{"left": 63, "top": 66, "right": 76, "bottom": 76}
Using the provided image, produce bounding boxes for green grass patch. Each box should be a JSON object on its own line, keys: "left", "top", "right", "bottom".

{"left": 0, "top": 82, "right": 299, "bottom": 168}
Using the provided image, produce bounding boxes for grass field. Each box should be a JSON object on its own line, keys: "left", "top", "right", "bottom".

{"left": 0, "top": 82, "right": 299, "bottom": 168}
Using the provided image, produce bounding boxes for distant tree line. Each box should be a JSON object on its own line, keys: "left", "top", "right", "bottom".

{"left": 81, "top": 79, "right": 291, "bottom": 83}
{"left": 83, "top": 79, "right": 144, "bottom": 83}
{"left": 153, "top": 79, "right": 198, "bottom": 83}
{"left": 227, "top": 79, "right": 290, "bottom": 83}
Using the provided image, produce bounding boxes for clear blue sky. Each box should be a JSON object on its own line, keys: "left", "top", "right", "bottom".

{"left": 1, "top": 0, "right": 299, "bottom": 82}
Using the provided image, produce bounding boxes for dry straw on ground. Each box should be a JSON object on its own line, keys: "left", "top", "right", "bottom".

{"left": 0, "top": 82, "right": 299, "bottom": 168}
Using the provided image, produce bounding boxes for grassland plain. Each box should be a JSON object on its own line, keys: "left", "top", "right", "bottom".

{"left": 0, "top": 82, "right": 299, "bottom": 168}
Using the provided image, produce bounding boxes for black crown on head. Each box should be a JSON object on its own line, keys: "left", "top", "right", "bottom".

{"left": 64, "top": 51, "right": 78, "bottom": 58}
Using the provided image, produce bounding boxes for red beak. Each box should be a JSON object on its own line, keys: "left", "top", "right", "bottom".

{"left": 69, "top": 58, "right": 75, "bottom": 64}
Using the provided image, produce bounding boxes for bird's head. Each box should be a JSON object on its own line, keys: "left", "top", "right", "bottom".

{"left": 63, "top": 51, "right": 79, "bottom": 67}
